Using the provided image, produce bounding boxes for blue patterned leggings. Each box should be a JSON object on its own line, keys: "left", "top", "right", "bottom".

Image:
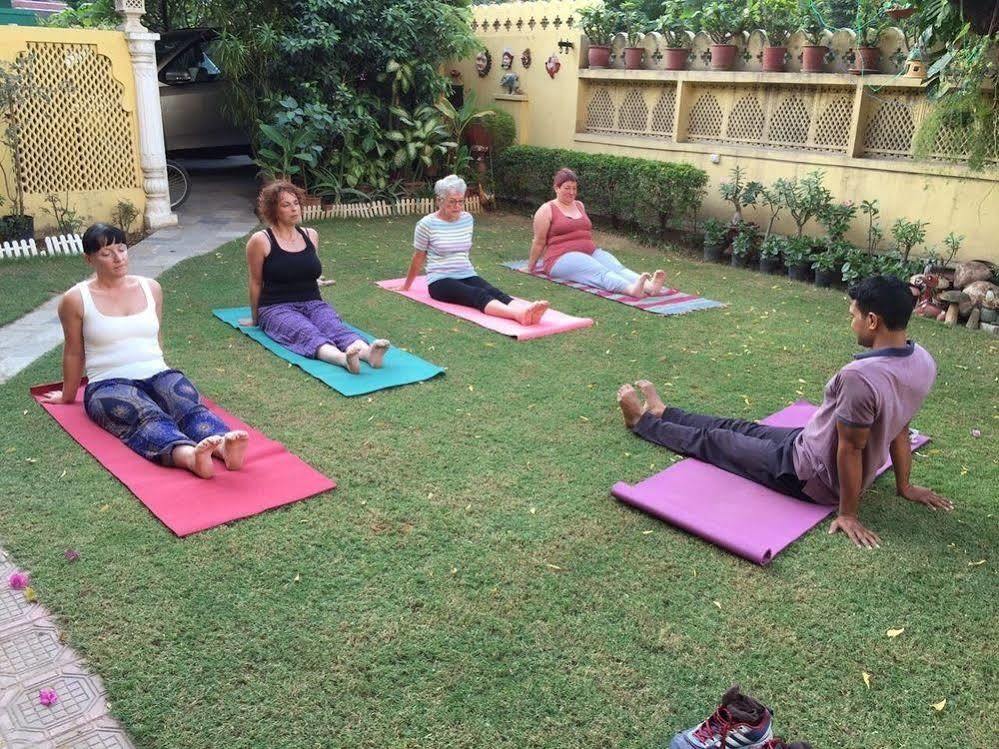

{"left": 84, "top": 369, "right": 229, "bottom": 466}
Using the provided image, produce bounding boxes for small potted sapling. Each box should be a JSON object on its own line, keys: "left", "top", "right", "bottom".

{"left": 852, "top": 0, "right": 889, "bottom": 73}
{"left": 731, "top": 222, "right": 759, "bottom": 268}
{"left": 622, "top": 8, "right": 650, "bottom": 69}
{"left": 891, "top": 217, "right": 929, "bottom": 264}
{"left": 759, "top": 234, "right": 787, "bottom": 274}
{"left": 840, "top": 246, "right": 876, "bottom": 286}
{"left": 719, "top": 166, "right": 763, "bottom": 226}
{"left": 703, "top": 217, "right": 728, "bottom": 262}
{"left": 783, "top": 235, "right": 815, "bottom": 281}
{"left": 814, "top": 200, "right": 857, "bottom": 287}
{"left": 657, "top": 1, "right": 693, "bottom": 70}
{"left": 753, "top": 0, "right": 799, "bottom": 72}
{"left": 579, "top": 5, "right": 618, "bottom": 68}
{"left": 812, "top": 240, "right": 851, "bottom": 287}
{"left": 798, "top": 1, "right": 829, "bottom": 72}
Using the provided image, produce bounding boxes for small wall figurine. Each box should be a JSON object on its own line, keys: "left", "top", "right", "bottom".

{"left": 501, "top": 48, "right": 514, "bottom": 70}
{"left": 545, "top": 53, "right": 561, "bottom": 78}
{"left": 500, "top": 72, "right": 521, "bottom": 95}
{"left": 521, "top": 48, "right": 532, "bottom": 68}
{"left": 475, "top": 49, "right": 492, "bottom": 77}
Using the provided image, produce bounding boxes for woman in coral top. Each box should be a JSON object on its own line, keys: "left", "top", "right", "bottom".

{"left": 529, "top": 168, "right": 667, "bottom": 297}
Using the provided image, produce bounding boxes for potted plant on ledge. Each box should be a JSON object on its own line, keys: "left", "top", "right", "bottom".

{"left": 752, "top": 0, "right": 798, "bottom": 72}
{"left": 696, "top": 3, "right": 750, "bottom": 71}
{"left": 852, "top": 0, "right": 888, "bottom": 74}
{"left": 797, "top": 1, "right": 829, "bottom": 72}
{"left": 657, "top": 1, "right": 693, "bottom": 70}
{"left": 622, "top": 7, "right": 650, "bottom": 70}
{"left": 580, "top": 5, "right": 618, "bottom": 68}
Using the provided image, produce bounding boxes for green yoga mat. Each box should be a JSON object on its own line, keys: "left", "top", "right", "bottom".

{"left": 213, "top": 307, "right": 445, "bottom": 397}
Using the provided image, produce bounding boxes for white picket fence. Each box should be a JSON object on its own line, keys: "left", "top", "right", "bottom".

{"left": 0, "top": 234, "right": 84, "bottom": 261}
{"left": 301, "top": 195, "right": 482, "bottom": 222}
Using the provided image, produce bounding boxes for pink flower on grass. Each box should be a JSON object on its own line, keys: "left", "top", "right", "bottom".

{"left": 64, "top": 549, "right": 80, "bottom": 563}
{"left": 38, "top": 688, "right": 58, "bottom": 707}
{"left": 8, "top": 571, "right": 29, "bottom": 590}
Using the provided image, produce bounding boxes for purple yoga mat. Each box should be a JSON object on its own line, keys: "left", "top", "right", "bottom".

{"left": 610, "top": 402, "right": 931, "bottom": 565}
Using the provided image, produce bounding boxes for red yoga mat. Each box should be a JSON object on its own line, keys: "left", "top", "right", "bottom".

{"left": 31, "top": 382, "right": 335, "bottom": 536}
{"left": 611, "top": 402, "right": 931, "bottom": 565}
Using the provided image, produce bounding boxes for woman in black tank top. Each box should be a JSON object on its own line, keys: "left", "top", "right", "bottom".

{"left": 245, "top": 181, "right": 390, "bottom": 373}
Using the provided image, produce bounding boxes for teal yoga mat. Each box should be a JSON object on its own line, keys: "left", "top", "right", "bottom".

{"left": 213, "top": 307, "right": 444, "bottom": 396}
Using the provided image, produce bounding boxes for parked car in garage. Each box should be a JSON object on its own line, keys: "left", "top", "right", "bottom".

{"left": 155, "top": 28, "right": 250, "bottom": 157}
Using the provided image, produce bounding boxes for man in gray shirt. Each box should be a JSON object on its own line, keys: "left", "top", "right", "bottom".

{"left": 618, "top": 275, "right": 952, "bottom": 549}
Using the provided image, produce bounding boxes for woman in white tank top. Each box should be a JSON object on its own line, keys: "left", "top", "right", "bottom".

{"left": 42, "top": 224, "right": 249, "bottom": 479}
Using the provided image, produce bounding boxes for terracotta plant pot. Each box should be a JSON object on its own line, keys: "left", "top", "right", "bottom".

{"left": 464, "top": 122, "right": 491, "bottom": 148}
{"left": 852, "top": 46, "right": 881, "bottom": 74}
{"left": 663, "top": 47, "right": 689, "bottom": 70}
{"left": 801, "top": 45, "right": 828, "bottom": 73}
{"left": 588, "top": 45, "right": 612, "bottom": 69}
{"left": 623, "top": 47, "right": 644, "bottom": 70}
{"left": 886, "top": 7, "right": 915, "bottom": 21}
{"left": 709, "top": 44, "right": 738, "bottom": 71}
{"left": 762, "top": 46, "right": 787, "bottom": 72}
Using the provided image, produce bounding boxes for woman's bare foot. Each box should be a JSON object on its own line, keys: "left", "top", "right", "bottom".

{"left": 220, "top": 430, "right": 249, "bottom": 470}
{"left": 617, "top": 384, "right": 646, "bottom": 429}
{"left": 626, "top": 273, "right": 651, "bottom": 298}
{"left": 345, "top": 341, "right": 365, "bottom": 374}
{"left": 175, "top": 435, "right": 223, "bottom": 479}
{"left": 635, "top": 379, "right": 666, "bottom": 417}
{"left": 366, "top": 339, "right": 390, "bottom": 368}
{"left": 528, "top": 300, "right": 549, "bottom": 325}
{"left": 647, "top": 270, "right": 668, "bottom": 296}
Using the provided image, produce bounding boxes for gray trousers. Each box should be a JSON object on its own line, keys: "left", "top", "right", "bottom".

{"left": 632, "top": 407, "right": 809, "bottom": 500}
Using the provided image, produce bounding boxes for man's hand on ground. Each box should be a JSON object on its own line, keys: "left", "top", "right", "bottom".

{"left": 899, "top": 484, "right": 954, "bottom": 511}
{"left": 829, "top": 514, "right": 881, "bottom": 549}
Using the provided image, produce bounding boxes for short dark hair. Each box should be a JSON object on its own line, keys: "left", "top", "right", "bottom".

{"left": 81, "top": 223, "right": 127, "bottom": 254}
{"left": 848, "top": 274, "right": 917, "bottom": 331}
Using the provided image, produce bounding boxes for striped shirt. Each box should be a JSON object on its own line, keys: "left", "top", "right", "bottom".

{"left": 413, "top": 211, "right": 476, "bottom": 284}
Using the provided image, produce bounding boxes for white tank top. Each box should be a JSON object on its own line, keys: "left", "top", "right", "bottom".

{"left": 78, "top": 276, "right": 169, "bottom": 383}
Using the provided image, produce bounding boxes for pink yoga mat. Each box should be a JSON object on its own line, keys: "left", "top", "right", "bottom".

{"left": 31, "top": 382, "right": 335, "bottom": 536}
{"left": 611, "top": 402, "right": 931, "bottom": 565}
{"left": 376, "top": 276, "right": 593, "bottom": 340}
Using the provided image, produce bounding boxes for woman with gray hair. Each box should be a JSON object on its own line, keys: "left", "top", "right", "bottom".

{"left": 403, "top": 175, "right": 549, "bottom": 325}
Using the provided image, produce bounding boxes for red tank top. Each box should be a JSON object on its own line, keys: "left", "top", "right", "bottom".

{"left": 543, "top": 200, "right": 597, "bottom": 274}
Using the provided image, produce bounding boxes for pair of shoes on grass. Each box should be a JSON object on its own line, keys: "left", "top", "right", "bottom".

{"left": 669, "top": 685, "right": 812, "bottom": 749}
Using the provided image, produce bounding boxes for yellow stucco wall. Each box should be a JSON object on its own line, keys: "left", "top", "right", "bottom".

{"left": 458, "top": 1, "right": 999, "bottom": 262}
{"left": 0, "top": 25, "right": 146, "bottom": 235}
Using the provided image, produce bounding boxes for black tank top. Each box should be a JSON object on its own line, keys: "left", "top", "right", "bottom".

{"left": 258, "top": 227, "right": 323, "bottom": 307}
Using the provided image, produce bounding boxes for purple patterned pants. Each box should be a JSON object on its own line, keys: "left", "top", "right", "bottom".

{"left": 257, "top": 300, "right": 362, "bottom": 358}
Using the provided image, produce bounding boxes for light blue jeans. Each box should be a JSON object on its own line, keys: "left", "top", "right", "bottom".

{"left": 549, "top": 248, "right": 640, "bottom": 294}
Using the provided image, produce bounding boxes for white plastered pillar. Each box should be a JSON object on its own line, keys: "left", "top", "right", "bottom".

{"left": 116, "top": 0, "right": 178, "bottom": 229}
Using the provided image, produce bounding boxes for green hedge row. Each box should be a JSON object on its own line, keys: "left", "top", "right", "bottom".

{"left": 494, "top": 146, "right": 708, "bottom": 236}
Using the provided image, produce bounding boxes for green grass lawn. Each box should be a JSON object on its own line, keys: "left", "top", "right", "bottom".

{"left": 0, "top": 254, "right": 92, "bottom": 326}
{"left": 0, "top": 213, "right": 995, "bottom": 749}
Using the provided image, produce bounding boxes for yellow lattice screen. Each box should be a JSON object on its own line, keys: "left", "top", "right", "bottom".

{"left": 16, "top": 42, "right": 140, "bottom": 194}
{"left": 585, "top": 83, "right": 677, "bottom": 140}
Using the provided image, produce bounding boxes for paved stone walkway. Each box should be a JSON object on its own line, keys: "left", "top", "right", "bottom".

{"left": 0, "top": 159, "right": 258, "bottom": 383}
{"left": 1, "top": 159, "right": 258, "bottom": 747}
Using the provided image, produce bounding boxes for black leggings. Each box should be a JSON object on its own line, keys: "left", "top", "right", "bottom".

{"left": 428, "top": 275, "right": 513, "bottom": 312}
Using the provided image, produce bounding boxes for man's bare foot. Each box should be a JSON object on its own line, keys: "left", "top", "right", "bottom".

{"left": 647, "top": 270, "right": 667, "bottom": 296}
{"left": 345, "top": 341, "right": 364, "bottom": 374}
{"left": 219, "top": 430, "right": 249, "bottom": 470}
{"left": 617, "top": 384, "right": 647, "bottom": 429}
{"left": 528, "top": 300, "right": 549, "bottom": 325}
{"left": 635, "top": 379, "right": 666, "bottom": 417}
{"left": 626, "top": 273, "right": 651, "bottom": 298}
{"left": 187, "top": 435, "right": 223, "bottom": 478}
{"left": 367, "top": 339, "right": 390, "bottom": 368}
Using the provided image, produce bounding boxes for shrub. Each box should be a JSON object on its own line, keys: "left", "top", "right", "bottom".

{"left": 482, "top": 109, "right": 516, "bottom": 157}
{"left": 495, "top": 146, "right": 708, "bottom": 237}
